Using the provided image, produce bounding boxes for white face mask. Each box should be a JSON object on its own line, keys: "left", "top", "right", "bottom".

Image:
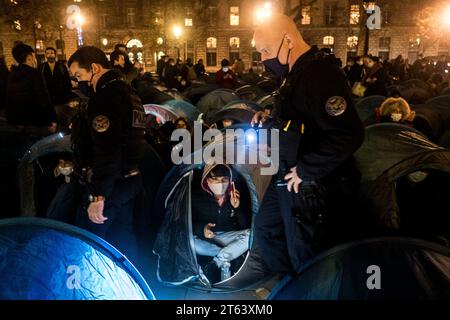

{"left": 222, "top": 67, "right": 229, "bottom": 72}
{"left": 208, "top": 182, "right": 229, "bottom": 196}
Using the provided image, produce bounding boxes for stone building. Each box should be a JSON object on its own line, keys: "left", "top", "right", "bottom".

{"left": 0, "top": 0, "right": 449, "bottom": 71}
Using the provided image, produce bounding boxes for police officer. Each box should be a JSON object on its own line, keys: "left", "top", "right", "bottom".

{"left": 47, "top": 46, "right": 147, "bottom": 261}
{"left": 251, "top": 14, "right": 364, "bottom": 275}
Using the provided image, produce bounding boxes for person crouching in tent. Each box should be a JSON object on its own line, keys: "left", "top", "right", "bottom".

{"left": 376, "top": 97, "right": 416, "bottom": 125}
{"left": 192, "top": 164, "right": 251, "bottom": 282}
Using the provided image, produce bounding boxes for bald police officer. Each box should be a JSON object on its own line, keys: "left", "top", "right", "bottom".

{"left": 252, "top": 14, "right": 364, "bottom": 275}
{"left": 48, "top": 46, "right": 146, "bottom": 261}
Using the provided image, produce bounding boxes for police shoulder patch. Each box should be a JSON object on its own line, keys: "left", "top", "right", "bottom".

{"left": 325, "top": 96, "right": 347, "bottom": 117}
{"left": 92, "top": 115, "right": 110, "bottom": 133}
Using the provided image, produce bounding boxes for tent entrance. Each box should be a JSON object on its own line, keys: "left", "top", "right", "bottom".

{"left": 395, "top": 169, "right": 450, "bottom": 244}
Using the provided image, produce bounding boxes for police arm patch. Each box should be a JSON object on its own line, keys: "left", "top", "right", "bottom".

{"left": 325, "top": 96, "right": 347, "bottom": 117}
{"left": 92, "top": 115, "right": 110, "bottom": 132}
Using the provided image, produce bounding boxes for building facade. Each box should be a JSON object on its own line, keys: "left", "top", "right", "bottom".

{"left": 0, "top": 0, "right": 449, "bottom": 71}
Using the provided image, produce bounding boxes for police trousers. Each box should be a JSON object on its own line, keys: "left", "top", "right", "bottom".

{"left": 47, "top": 175, "right": 145, "bottom": 263}
{"left": 255, "top": 174, "right": 359, "bottom": 275}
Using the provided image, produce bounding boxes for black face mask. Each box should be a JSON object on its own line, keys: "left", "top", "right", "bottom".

{"left": 77, "top": 81, "right": 93, "bottom": 98}
{"left": 262, "top": 36, "right": 291, "bottom": 78}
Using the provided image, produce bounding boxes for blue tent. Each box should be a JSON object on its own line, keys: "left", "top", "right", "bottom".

{"left": 0, "top": 218, "right": 154, "bottom": 300}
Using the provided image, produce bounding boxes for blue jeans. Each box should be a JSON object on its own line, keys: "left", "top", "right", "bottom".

{"left": 194, "top": 229, "right": 250, "bottom": 268}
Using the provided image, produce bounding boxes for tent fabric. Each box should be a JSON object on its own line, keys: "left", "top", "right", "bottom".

{"left": 196, "top": 89, "right": 240, "bottom": 121}
{"left": 164, "top": 89, "right": 188, "bottom": 102}
{"left": 355, "top": 123, "right": 439, "bottom": 183}
{"left": 17, "top": 133, "right": 165, "bottom": 220}
{"left": 355, "top": 123, "right": 450, "bottom": 233}
{"left": 135, "top": 82, "right": 174, "bottom": 105}
{"left": 153, "top": 132, "right": 273, "bottom": 290}
{"left": 367, "top": 149, "right": 450, "bottom": 231}
{"left": 355, "top": 95, "right": 386, "bottom": 123}
{"left": 400, "top": 79, "right": 430, "bottom": 91}
{"left": 235, "top": 85, "right": 266, "bottom": 102}
{"left": 143, "top": 100, "right": 199, "bottom": 125}
{"left": 413, "top": 96, "right": 450, "bottom": 146}
{"left": 388, "top": 85, "right": 432, "bottom": 105}
{"left": 0, "top": 218, "right": 154, "bottom": 300}
{"left": 183, "top": 83, "right": 220, "bottom": 105}
{"left": 210, "top": 100, "right": 262, "bottom": 125}
{"left": 257, "top": 94, "right": 277, "bottom": 110}
{"left": 17, "top": 133, "right": 72, "bottom": 216}
{"left": 269, "top": 237, "right": 450, "bottom": 300}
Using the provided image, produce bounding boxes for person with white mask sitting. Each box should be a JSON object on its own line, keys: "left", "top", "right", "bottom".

{"left": 192, "top": 164, "right": 251, "bottom": 282}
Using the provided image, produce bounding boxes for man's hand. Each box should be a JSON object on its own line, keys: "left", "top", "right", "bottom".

{"left": 251, "top": 111, "right": 269, "bottom": 128}
{"left": 284, "top": 166, "right": 303, "bottom": 193}
{"left": 203, "top": 223, "right": 216, "bottom": 239}
{"left": 87, "top": 200, "right": 107, "bottom": 224}
{"left": 230, "top": 184, "right": 240, "bottom": 208}
{"left": 48, "top": 122, "right": 57, "bottom": 133}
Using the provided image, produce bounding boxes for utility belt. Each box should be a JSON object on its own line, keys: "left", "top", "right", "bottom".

{"left": 74, "top": 167, "right": 141, "bottom": 185}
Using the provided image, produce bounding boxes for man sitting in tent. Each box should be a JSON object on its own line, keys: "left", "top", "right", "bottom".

{"left": 192, "top": 164, "right": 251, "bottom": 282}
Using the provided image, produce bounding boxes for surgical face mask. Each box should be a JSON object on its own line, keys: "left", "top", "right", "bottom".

{"left": 208, "top": 182, "right": 229, "bottom": 196}
{"left": 222, "top": 67, "right": 229, "bottom": 72}
{"left": 262, "top": 36, "right": 291, "bottom": 78}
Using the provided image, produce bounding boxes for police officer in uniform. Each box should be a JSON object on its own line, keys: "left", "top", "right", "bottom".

{"left": 47, "top": 46, "right": 147, "bottom": 261}
{"left": 251, "top": 15, "right": 364, "bottom": 275}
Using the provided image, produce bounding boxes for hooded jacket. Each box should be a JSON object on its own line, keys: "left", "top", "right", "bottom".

{"left": 192, "top": 164, "right": 251, "bottom": 240}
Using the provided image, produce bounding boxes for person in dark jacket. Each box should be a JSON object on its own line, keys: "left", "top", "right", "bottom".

{"left": 5, "top": 43, "right": 57, "bottom": 135}
{"left": 346, "top": 56, "right": 364, "bottom": 88}
{"left": 47, "top": 46, "right": 147, "bottom": 262}
{"left": 163, "top": 58, "right": 181, "bottom": 90}
{"left": 192, "top": 164, "right": 251, "bottom": 279}
{"left": 194, "top": 59, "right": 206, "bottom": 77}
{"left": 252, "top": 14, "right": 364, "bottom": 275}
{"left": 38, "top": 47, "right": 72, "bottom": 105}
{"left": 157, "top": 55, "right": 168, "bottom": 80}
{"left": 0, "top": 56, "right": 8, "bottom": 111}
{"left": 216, "top": 59, "right": 237, "bottom": 89}
{"left": 362, "top": 55, "right": 389, "bottom": 97}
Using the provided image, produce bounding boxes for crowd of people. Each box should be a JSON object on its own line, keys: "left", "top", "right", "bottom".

{"left": 0, "top": 14, "right": 449, "bottom": 289}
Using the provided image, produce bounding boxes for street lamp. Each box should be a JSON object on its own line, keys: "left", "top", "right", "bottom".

{"left": 75, "top": 13, "right": 84, "bottom": 47}
{"left": 362, "top": 0, "right": 376, "bottom": 56}
{"left": 254, "top": 2, "right": 273, "bottom": 25}
{"left": 172, "top": 25, "right": 183, "bottom": 60}
{"left": 442, "top": 4, "right": 450, "bottom": 28}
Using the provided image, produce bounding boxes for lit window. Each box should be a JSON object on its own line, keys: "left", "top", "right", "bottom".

{"left": 36, "top": 40, "right": 44, "bottom": 50}
{"left": 127, "top": 39, "right": 143, "bottom": 48}
{"left": 323, "top": 36, "right": 334, "bottom": 45}
{"left": 301, "top": 6, "right": 311, "bottom": 25}
{"left": 350, "top": 5, "right": 360, "bottom": 25}
{"left": 185, "top": 18, "right": 193, "bottom": 26}
{"left": 347, "top": 36, "right": 358, "bottom": 48}
{"left": 207, "top": 37, "right": 217, "bottom": 49}
{"left": 230, "top": 37, "right": 240, "bottom": 49}
{"left": 230, "top": 6, "right": 239, "bottom": 26}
